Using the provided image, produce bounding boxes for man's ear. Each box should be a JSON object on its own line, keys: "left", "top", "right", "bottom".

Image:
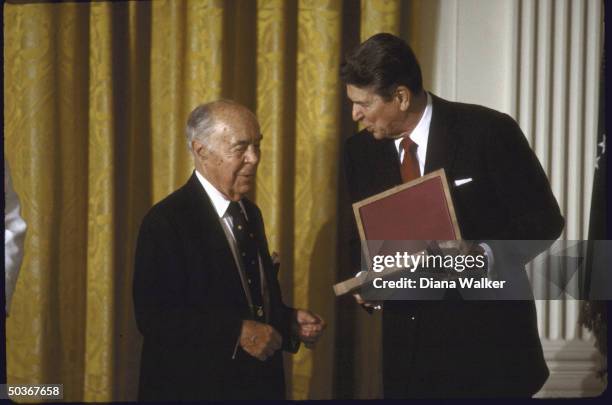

{"left": 192, "top": 140, "right": 208, "bottom": 160}
{"left": 395, "top": 86, "right": 412, "bottom": 111}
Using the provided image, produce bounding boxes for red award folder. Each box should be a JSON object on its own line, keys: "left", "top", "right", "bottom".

{"left": 333, "top": 169, "right": 462, "bottom": 296}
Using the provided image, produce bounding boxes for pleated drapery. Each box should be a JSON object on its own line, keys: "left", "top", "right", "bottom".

{"left": 4, "top": 0, "right": 371, "bottom": 400}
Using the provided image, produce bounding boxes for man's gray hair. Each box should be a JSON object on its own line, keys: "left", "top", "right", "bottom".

{"left": 186, "top": 100, "right": 251, "bottom": 151}
{"left": 185, "top": 101, "right": 233, "bottom": 151}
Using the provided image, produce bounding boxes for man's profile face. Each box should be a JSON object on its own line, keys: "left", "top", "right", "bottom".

{"left": 198, "top": 110, "right": 262, "bottom": 201}
{"left": 346, "top": 84, "right": 404, "bottom": 140}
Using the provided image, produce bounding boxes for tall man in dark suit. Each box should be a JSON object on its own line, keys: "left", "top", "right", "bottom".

{"left": 133, "top": 100, "right": 325, "bottom": 400}
{"left": 341, "top": 33, "right": 564, "bottom": 398}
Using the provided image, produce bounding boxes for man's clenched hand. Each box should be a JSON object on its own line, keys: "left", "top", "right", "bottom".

{"left": 240, "top": 320, "right": 282, "bottom": 361}
{"left": 293, "top": 309, "right": 326, "bottom": 349}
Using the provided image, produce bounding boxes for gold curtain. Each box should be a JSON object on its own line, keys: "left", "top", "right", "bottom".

{"left": 354, "top": 0, "right": 402, "bottom": 399}
{"left": 361, "top": 0, "right": 401, "bottom": 40}
{"left": 4, "top": 0, "right": 411, "bottom": 401}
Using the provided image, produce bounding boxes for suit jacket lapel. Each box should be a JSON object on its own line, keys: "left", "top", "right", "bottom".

{"left": 424, "top": 94, "right": 458, "bottom": 175}
{"left": 184, "top": 173, "right": 250, "bottom": 307}
{"left": 382, "top": 138, "right": 403, "bottom": 185}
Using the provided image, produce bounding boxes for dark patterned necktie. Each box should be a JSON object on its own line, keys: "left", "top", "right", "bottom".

{"left": 227, "top": 201, "right": 264, "bottom": 320}
{"left": 400, "top": 136, "right": 420, "bottom": 182}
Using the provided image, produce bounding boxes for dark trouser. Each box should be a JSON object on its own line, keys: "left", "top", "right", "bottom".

{"left": 382, "top": 300, "right": 549, "bottom": 399}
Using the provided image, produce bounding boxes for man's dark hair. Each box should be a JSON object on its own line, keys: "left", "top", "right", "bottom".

{"left": 340, "top": 33, "right": 423, "bottom": 100}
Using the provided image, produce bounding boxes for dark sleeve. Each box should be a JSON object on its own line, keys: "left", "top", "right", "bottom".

{"left": 343, "top": 140, "right": 368, "bottom": 272}
{"left": 343, "top": 137, "right": 361, "bottom": 203}
{"left": 132, "top": 211, "right": 243, "bottom": 357}
{"left": 269, "top": 259, "right": 300, "bottom": 353}
{"left": 484, "top": 114, "right": 565, "bottom": 264}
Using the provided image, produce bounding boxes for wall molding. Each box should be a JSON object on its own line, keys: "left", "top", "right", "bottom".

{"left": 536, "top": 339, "right": 607, "bottom": 397}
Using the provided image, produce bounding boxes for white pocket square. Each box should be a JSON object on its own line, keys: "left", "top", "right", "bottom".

{"left": 454, "top": 178, "right": 473, "bottom": 186}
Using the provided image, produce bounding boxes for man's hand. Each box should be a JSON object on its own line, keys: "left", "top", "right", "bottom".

{"left": 434, "top": 240, "right": 488, "bottom": 279}
{"left": 436, "top": 240, "right": 484, "bottom": 256}
{"left": 293, "top": 309, "right": 326, "bottom": 349}
{"left": 352, "top": 293, "right": 383, "bottom": 313}
{"left": 239, "top": 320, "right": 282, "bottom": 361}
{"left": 352, "top": 271, "right": 383, "bottom": 312}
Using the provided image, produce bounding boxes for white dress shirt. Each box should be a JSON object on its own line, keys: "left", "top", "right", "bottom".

{"left": 195, "top": 169, "right": 247, "bottom": 243}
{"left": 394, "top": 92, "right": 433, "bottom": 175}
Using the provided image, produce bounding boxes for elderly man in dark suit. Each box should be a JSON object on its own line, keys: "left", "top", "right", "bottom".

{"left": 133, "top": 100, "right": 325, "bottom": 401}
{"left": 341, "top": 33, "right": 564, "bottom": 398}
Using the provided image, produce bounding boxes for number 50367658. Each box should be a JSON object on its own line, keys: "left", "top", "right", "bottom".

{"left": 4, "top": 384, "right": 62, "bottom": 399}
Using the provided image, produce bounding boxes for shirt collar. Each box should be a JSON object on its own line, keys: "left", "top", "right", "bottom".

{"left": 394, "top": 92, "right": 433, "bottom": 150}
{"left": 195, "top": 170, "right": 232, "bottom": 218}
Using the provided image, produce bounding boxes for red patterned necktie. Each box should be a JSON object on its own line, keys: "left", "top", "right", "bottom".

{"left": 400, "top": 136, "right": 420, "bottom": 183}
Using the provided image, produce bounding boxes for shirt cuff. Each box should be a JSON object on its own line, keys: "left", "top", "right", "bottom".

{"left": 479, "top": 242, "right": 496, "bottom": 279}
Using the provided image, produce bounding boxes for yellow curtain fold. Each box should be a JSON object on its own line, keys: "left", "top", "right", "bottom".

{"left": 150, "top": 0, "right": 186, "bottom": 200}
{"left": 150, "top": 0, "right": 225, "bottom": 202}
{"left": 292, "top": 0, "right": 342, "bottom": 399}
{"left": 256, "top": 0, "right": 291, "bottom": 256}
{"left": 360, "top": 0, "right": 401, "bottom": 40}
{"left": 113, "top": 2, "right": 148, "bottom": 400}
{"left": 5, "top": 1, "right": 57, "bottom": 392}
{"left": 354, "top": 0, "right": 402, "bottom": 398}
{"left": 5, "top": 2, "right": 93, "bottom": 401}
{"left": 84, "top": 3, "right": 116, "bottom": 401}
{"left": 4, "top": 0, "right": 409, "bottom": 401}
{"left": 255, "top": 0, "right": 298, "bottom": 316}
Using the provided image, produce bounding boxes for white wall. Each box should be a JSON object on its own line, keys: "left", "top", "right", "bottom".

{"left": 408, "top": 0, "right": 605, "bottom": 397}
{"left": 410, "top": 0, "right": 516, "bottom": 113}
